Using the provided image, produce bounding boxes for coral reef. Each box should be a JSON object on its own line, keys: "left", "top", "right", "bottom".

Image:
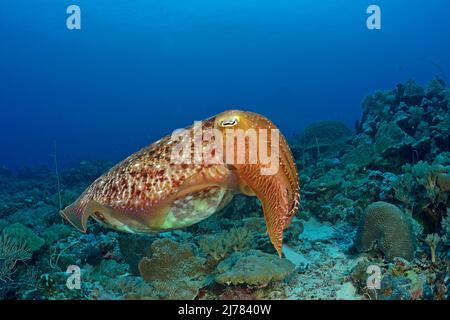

{"left": 0, "top": 234, "right": 31, "bottom": 282}
{"left": 424, "top": 233, "right": 441, "bottom": 263}
{"left": 292, "top": 121, "right": 352, "bottom": 162}
{"left": 2, "top": 223, "right": 44, "bottom": 254}
{"left": 198, "top": 227, "right": 253, "bottom": 261}
{"left": 355, "top": 202, "right": 416, "bottom": 261}
{"left": 215, "top": 250, "right": 295, "bottom": 286}
{"left": 138, "top": 238, "right": 210, "bottom": 299}
{"left": 0, "top": 78, "right": 449, "bottom": 300}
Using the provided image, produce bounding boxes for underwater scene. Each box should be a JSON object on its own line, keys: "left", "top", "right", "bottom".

{"left": 1, "top": 1, "right": 450, "bottom": 301}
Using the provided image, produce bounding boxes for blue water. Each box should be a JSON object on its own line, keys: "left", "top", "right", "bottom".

{"left": 1, "top": 0, "right": 449, "bottom": 171}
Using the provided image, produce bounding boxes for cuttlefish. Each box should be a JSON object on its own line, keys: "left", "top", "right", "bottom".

{"left": 61, "top": 110, "right": 300, "bottom": 255}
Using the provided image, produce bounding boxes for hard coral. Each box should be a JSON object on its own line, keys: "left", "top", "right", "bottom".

{"left": 198, "top": 226, "right": 253, "bottom": 261}
{"left": 355, "top": 201, "right": 416, "bottom": 261}
{"left": 139, "top": 238, "right": 207, "bottom": 281}
{"left": 425, "top": 233, "right": 441, "bottom": 263}
{"left": 138, "top": 238, "right": 210, "bottom": 299}
{"left": 294, "top": 121, "right": 352, "bottom": 159}
{"left": 2, "top": 223, "right": 44, "bottom": 253}
{"left": 215, "top": 250, "right": 295, "bottom": 286}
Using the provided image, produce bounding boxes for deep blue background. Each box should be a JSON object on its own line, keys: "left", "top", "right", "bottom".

{"left": 1, "top": 0, "right": 449, "bottom": 171}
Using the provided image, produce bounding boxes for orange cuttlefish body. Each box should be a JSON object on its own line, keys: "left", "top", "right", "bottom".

{"left": 61, "top": 110, "right": 300, "bottom": 255}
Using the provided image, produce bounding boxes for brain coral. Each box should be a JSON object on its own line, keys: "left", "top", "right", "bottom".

{"left": 355, "top": 202, "right": 416, "bottom": 261}
{"left": 215, "top": 250, "right": 295, "bottom": 286}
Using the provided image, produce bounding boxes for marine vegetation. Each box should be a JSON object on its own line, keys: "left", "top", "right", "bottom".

{"left": 0, "top": 78, "right": 449, "bottom": 300}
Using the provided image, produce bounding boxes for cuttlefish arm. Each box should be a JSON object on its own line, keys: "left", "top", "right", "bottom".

{"left": 235, "top": 164, "right": 290, "bottom": 256}
{"left": 214, "top": 110, "right": 300, "bottom": 256}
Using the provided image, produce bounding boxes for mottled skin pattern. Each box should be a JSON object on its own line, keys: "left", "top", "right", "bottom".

{"left": 61, "top": 110, "right": 300, "bottom": 256}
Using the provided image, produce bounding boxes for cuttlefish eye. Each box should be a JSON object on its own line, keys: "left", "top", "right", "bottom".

{"left": 219, "top": 117, "right": 239, "bottom": 127}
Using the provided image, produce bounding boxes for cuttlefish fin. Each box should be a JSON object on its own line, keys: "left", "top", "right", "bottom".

{"left": 60, "top": 199, "right": 101, "bottom": 232}
{"left": 236, "top": 165, "right": 289, "bottom": 257}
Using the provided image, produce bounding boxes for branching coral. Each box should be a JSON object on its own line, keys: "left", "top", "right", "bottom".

{"left": 424, "top": 233, "right": 440, "bottom": 263}
{"left": 397, "top": 161, "right": 449, "bottom": 228}
{"left": 410, "top": 161, "right": 441, "bottom": 200}
{"left": 0, "top": 234, "right": 31, "bottom": 282}
{"left": 355, "top": 202, "right": 417, "bottom": 261}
